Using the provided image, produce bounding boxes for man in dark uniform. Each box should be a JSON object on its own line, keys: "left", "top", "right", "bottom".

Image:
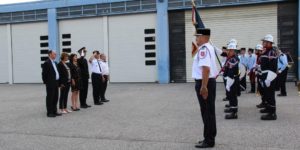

{"left": 77, "top": 47, "right": 91, "bottom": 108}
{"left": 258, "top": 34, "right": 278, "bottom": 120}
{"left": 42, "top": 50, "right": 62, "bottom": 117}
{"left": 223, "top": 42, "right": 239, "bottom": 119}
{"left": 192, "top": 28, "right": 218, "bottom": 148}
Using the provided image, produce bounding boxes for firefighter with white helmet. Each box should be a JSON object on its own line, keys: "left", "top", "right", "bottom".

{"left": 223, "top": 42, "right": 240, "bottom": 119}
{"left": 257, "top": 34, "right": 278, "bottom": 120}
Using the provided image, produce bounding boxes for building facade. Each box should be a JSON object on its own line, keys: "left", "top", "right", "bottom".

{"left": 0, "top": 0, "right": 298, "bottom": 84}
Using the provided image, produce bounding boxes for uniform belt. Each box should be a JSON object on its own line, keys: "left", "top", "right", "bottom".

{"left": 92, "top": 72, "right": 102, "bottom": 75}
{"left": 195, "top": 78, "right": 216, "bottom": 82}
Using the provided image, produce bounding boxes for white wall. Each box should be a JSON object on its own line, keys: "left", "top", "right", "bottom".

{"left": 108, "top": 13, "right": 157, "bottom": 82}
{"left": 58, "top": 17, "right": 105, "bottom": 56}
{"left": 0, "top": 25, "right": 9, "bottom": 83}
{"left": 11, "top": 22, "right": 48, "bottom": 83}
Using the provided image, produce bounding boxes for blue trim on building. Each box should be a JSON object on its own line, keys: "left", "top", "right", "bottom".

{"left": 156, "top": 0, "right": 170, "bottom": 84}
{"left": 0, "top": 0, "right": 126, "bottom": 13}
{"left": 47, "top": 8, "right": 60, "bottom": 62}
{"left": 298, "top": 1, "right": 300, "bottom": 80}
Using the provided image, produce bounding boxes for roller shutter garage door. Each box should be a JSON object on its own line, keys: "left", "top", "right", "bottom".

{"left": 185, "top": 4, "right": 278, "bottom": 82}
{"left": 58, "top": 17, "right": 105, "bottom": 57}
{"left": 12, "top": 22, "right": 48, "bottom": 83}
{"left": 108, "top": 13, "right": 157, "bottom": 82}
{"left": 0, "top": 25, "right": 9, "bottom": 83}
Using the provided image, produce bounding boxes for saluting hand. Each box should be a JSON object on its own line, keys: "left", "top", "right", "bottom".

{"left": 200, "top": 87, "right": 208, "bottom": 100}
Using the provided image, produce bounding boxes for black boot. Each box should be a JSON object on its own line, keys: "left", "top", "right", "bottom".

{"left": 256, "top": 102, "right": 266, "bottom": 108}
{"left": 224, "top": 108, "right": 234, "bottom": 113}
{"left": 223, "top": 97, "right": 229, "bottom": 101}
{"left": 225, "top": 112, "right": 238, "bottom": 119}
{"left": 261, "top": 113, "right": 277, "bottom": 120}
{"left": 260, "top": 108, "right": 268, "bottom": 113}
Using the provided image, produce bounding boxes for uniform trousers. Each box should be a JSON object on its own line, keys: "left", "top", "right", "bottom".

{"left": 195, "top": 78, "right": 217, "bottom": 145}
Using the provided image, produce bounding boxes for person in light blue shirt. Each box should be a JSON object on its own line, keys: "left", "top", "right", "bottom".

{"left": 276, "top": 50, "right": 289, "bottom": 96}
{"left": 247, "top": 48, "right": 256, "bottom": 93}
{"left": 238, "top": 48, "right": 248, "bottom": 91}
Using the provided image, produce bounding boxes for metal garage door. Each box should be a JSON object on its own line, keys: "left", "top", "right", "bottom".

{"left": 12, "top": 22, "right": 48, "bottom": 83}
{"left": 185, "top": 4, "right": 278, "bottom": 82}
{"left": 58, "top": 17, "right": 105, "bottom": 56}
{"left": 108, "top": 13, "right": 157, "bottom": 82}
{"left": 0, "top": 25, "right": 9, "bottom": 83}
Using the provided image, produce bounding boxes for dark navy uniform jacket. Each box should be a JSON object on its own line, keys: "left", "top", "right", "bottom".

{"left": 224, "top": 55, "right": 239, "bottom": 79}
{"left": 258, "top": 48, "right": 277, "bottom": 81}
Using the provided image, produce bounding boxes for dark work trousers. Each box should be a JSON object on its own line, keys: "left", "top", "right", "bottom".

{"left": 227, "top": 77, "right": 239, "bottom": 112}
{"left": 262, "top": 80, "right": 276, "bottom": 113}
{"left": 92, "top": 73, "right": 103, "bottom": 104}
{"left": 195, "top": 78, "right": 217, "bottom": 145}
{"left": 249, "top": 71, "right": 256, "bottom": 92}
{"left": 240, "top": 75, "right": 247, "bottom": 91}
{"left": 80, "top": 78, "right": 89, "bottom": 106}
{"left": 237, "top": 76, "right": 241, "bottom": 96}
{"left": 59, "top": 82, "right": 70, "bottom": 109}
{"left": 278, "top": 68, "right": 288, "bottom": 95}
{"left": 46, "top": 81, "right": 59, "bottom": 115}
{"left": 100, "top": 75, "right": 108, "bottom": 100}
{"left": 223, "top": 77, "right": 229, "bottom": 100}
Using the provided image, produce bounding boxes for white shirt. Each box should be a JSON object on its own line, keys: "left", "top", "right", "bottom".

{"left": 100, "top": 60, "right": 109, "bottom": 75}
{"left": 192, "top": 43, "right": 219, "bottom": 80}
{"left": 90, "top": 59, "right": 103, "bottom": 74}
{"left": 51, "top": 59, "right": 59, "bottom": 80}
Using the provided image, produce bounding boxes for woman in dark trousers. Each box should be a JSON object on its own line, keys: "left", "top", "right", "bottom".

{"left": 69, "top": 54, "right": 81, "bottom": 111}
{"left": 57, "top": 52, "right": 72, "bottom": 114}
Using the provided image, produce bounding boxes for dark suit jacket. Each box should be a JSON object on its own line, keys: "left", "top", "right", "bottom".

{"left": 57, "top": 62, "right": 70, "bottom": 86}
{"left": 42, "top": 59, "right": 58, "bottom": 86}
{"left": 77, "top": 56, "right": 89, "bottom": 79}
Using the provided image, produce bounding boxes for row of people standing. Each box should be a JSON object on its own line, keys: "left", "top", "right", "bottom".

{"left": 221, "top": 34, "right": 281, "bottom": 120}
{"left": 42, "top": 47, "right": 110, "bottom": 117}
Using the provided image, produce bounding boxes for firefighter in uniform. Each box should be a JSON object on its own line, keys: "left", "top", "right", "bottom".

{"left": 192, "top": 28, "right": 218, "bottom": 148}
{"left": 223, "top": 42, "right": 239, "bottom": 119}
{"left": 257, "top": 34, "right": 278, "bottom": 120}
{"left": 253, "top": 44, "right": 266, "bottom": 108}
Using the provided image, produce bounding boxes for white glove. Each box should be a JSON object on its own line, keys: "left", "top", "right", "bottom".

{"left": 225, "top": 77, "right": 234, "bottom": 92}
{"left": 265, "top": 80, "right": 271, "bottom": 87}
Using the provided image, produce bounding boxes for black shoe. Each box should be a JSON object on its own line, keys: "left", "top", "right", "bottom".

{"left": 277, "top": 94, "right": 287, "bottom": 97}
{"left": 261, "top": 113, "right": 277, "bottom": 120}
{"left": 225, "top": 104, "right": 230, "bottom": 108}
{"left": 47, "top": 114, "right": 56, "bottom": 117}
{"left": 197, "top": 140, "right": 204, "bottom": 144}
{"left": 195, "top": 142, "right": 214, "bottom": 148}
{"left": 225, "top": 113, "right": 238, "bottom": 119}
{"left": 101, "top": 99, "right": 110, "bottom": 102}
{"left": 256, "top": 103, "right": 266, "bottom": 109}
{"left": 86, "top": 104, "right": 91, "bottom": 108}
{"left": 94, "top": 102, "right": 104, "bottom": 105}
{"left": 260, "top": 108, "right": 268, "bottom": 113}
{"left": 80, "top": 105, "right": 88, "bottom": 109}
{"left": 224, "top": 108, "right": 234, "bottom": 113}
{"left": 55, "top": 112, "right": 62, "bottom": 116}
{"left": 222, "top": 98, "right": 229, "bottom": 101}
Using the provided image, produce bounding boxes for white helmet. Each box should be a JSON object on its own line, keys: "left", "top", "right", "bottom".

{"left": 255, "top": 44, "right": 263, "bottom": 51}
{"left": 227, "top": 42, "right": 237, "bottom": 50}
{"left": 262, "top": 34, "right": 274, "bottom": 43}
{"left": 228, "top": 38, "right": 238, "bottom": 45}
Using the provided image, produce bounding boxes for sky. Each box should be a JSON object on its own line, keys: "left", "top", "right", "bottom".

{"left": 0, "top": 0, "right": 41, "bottom": 5}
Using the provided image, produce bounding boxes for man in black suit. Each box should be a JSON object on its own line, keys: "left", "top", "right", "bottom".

{"left": 42, "top": 50, "right": 62, "bottom": 117}
{"left": 77, "top": 47, "right": 91, "bottom": 108}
